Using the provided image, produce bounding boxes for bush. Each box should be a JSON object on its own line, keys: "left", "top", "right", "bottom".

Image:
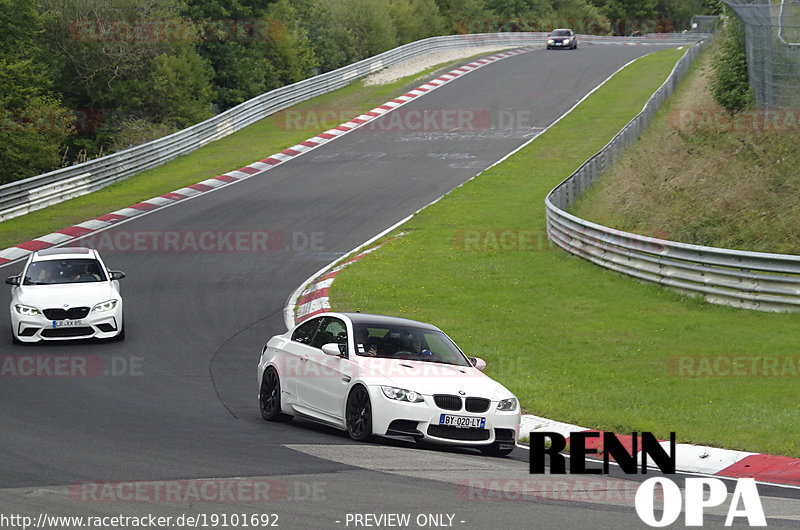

{"left": 708, "top": 16, "right": 754, "bottom": 110}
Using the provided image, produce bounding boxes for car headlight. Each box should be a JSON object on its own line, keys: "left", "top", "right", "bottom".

{"left": 92, "top": 299, "right": 118, "bottom": 313}
{"left": 15, "top": 304, "right": 41, "bottom": 316}
{"left": 381, "top": 386, "right": 424, "bottom": 403}
{"left": 497, "top": 397, "right": 518, "bottom": 411}
{"left": 547, "top": 39, "right": 554, "bottom": 44}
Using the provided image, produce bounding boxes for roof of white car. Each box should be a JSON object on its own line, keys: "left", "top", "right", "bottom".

{"left": 333, "top": 312, "right": 441, "bottom": 330}
{"left": 33, "top": 247, "right": 96, "bottom": 260}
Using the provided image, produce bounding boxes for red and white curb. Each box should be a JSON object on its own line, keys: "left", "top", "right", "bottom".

{"left": 521, "top": 415, "right": 800, "bottom": 487}
{"left": 0, "top": 48, "right": 528, "bottom": 267}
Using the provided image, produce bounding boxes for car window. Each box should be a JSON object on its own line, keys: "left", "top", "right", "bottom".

{"left": 23, "top": 259, "right": 107, "bottom": 285}
{"left": 310, "top": 317, "right": 348, "bottom": 349}
{"left": 353, "top": 323, "right": 470, "bottom": 366}
{"left": 291, "top": 318, "right": 321, "bottom": 344}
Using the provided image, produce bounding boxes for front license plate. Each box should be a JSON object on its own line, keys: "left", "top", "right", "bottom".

{"left": 439, "top": 414, "right": 485, "bottom": 429}
{"left": 54, "top": 320, "right": 83, "bottom": 328}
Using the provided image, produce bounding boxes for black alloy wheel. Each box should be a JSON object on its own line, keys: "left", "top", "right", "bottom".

{"left": 345, "top": 386, "right": 373, "bottom": 441}
{"left": 259, "top": 368, "right": 282, "bottom": 421}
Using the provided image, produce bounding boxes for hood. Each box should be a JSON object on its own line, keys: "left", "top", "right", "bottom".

{"left": 356, "top": 358, "right": 514, "bottom": 401}
{"left": 17, "top": 282, "right": 118, "bottom": 309}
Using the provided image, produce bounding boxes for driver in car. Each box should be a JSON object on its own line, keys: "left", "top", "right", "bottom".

{"left": 409, "top": 336, "right": 433, "bottom": 358}
{"left": 72, "top": 263, "right": 101, "bottom": 282}
{"left": 355, "top": 327, "right": 379, "bottom": 356}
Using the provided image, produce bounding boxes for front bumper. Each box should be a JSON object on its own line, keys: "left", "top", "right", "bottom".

{"left": 367, "top": 386, "right": 520, "bottom": 447}
{"left": 10, "top": 305, "right": 123, "bottom": 342}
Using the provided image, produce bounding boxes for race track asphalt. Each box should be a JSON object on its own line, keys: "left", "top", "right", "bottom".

{"left": 6, "top": 43, "right": 796, "bottom": 529}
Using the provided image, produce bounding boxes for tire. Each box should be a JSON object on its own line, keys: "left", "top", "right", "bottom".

{"left": 479, "top": 442, "right": 515, "bottom": 457}
{"left": 345, "top": 385, "right": 373, "bottom": 442}
{"left": 11, "top": 331, "right": 21, "bottom": 345}
{"left": 259, "top": 367, "right": 284, "bottom": 421}
{"left": 113, "top": 319, "right": 125, "bottom": 341}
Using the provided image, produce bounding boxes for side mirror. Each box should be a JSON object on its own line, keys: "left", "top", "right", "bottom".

{"left": 5, "top": 275, "right": 20, "bottom": 286}
{"left": 110, "top": 271, "right": 125, "bottom": 280}
{"left": 322, "top": 343, "right": 346, "bottom": 357}
{"left": 469, "top": 357, "right": 487, "bottom": 371}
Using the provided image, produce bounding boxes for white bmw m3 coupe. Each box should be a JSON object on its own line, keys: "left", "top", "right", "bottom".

{"left": 258, "top": 312, "right": 520, "bottom": 456}
{"left": 6, "top": 247, "right": 125, "bottom": 343}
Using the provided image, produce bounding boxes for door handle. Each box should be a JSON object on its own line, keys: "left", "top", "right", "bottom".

{"left": 341, "top": 376, "right": 351, "bottom": 383}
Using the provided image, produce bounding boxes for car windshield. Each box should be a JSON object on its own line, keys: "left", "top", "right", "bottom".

{"left": 353, "top": 323, "right": 471, "bottom": 367}
{"left": 23, "top": 259, "right": 107, "bottom": 285}
{"left": 552, "top": 29, "right": 572, "bottom": 36}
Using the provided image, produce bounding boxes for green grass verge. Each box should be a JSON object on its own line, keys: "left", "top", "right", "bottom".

{"left": 329, "top": 47, "right": 800, "bottom": 457}
{"left": 0, "top": 56, "right": 495, "bottom": 250}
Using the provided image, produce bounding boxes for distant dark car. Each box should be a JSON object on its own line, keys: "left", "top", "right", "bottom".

{"left": 547, "top": 29, "right": 577, "bottom": 50}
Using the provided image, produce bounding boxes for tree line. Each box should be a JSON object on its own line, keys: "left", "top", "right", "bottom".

{"left": 1, "top": 0, "right": 717, "bottom": 185}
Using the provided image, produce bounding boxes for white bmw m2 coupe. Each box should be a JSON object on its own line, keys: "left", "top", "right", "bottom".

{"left": 6, "top": 247, "right": 125, "bottom": 343}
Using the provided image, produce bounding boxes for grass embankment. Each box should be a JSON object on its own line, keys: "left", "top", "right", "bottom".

{"left": 330, "top": 47, "right": 800, "bottom": 457}
{"left": 0, "top": 59, "right": 477, "bottom": 250}
{"left": 570, "top": 40, "right": 800, "bottom": 254}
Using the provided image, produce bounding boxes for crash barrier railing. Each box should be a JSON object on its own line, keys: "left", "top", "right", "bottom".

{"left": 546, "top": 38, "right": 800, "bottom": 312}
{"left": 0, "top": 32, "right": 705, "bottom": 222}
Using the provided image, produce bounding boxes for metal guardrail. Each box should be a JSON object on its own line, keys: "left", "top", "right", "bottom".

{"left": 0, "top": 31, "right": 704, "bottom": 222}
{"left": 545, "top": 38, "right": 800, "bottom": 312}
